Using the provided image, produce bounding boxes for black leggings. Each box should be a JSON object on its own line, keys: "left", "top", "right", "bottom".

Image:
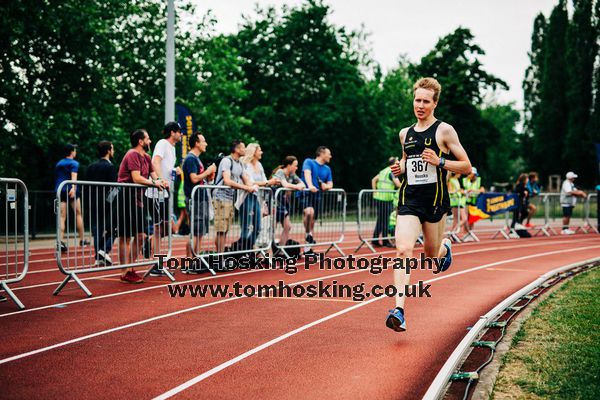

{"left": 373, "top": 199, "right": 394, "bottom": 239}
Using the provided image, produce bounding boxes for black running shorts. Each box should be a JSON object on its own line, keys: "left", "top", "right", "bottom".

{"left": 397, "top": 204, "right": 450, "bottom": 224}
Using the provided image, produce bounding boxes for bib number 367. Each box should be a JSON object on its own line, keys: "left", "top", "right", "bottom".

{"left": 407, "top": 157, "right": 437, "bottom": 185}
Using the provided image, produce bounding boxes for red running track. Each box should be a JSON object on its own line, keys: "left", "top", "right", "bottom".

{"left": 0, "top": 234, "right": 599, "bottom": 399}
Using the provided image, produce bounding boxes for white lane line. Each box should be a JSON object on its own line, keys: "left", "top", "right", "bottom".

{"left": 2, "top": 237, "right": 596, "bottom": 318}
{"left": 152, "top": 244, "right": 600, "bottom": 399}
{"left": 1, "top": 244, "right": 598, "bottom": 370}
{"left": 9, "top": 237, "right": 596, "bottom": 292}
{"left": 0, "top": 268, "right": 368, "bottom": 366}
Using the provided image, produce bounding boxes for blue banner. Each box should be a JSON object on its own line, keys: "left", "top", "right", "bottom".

{"left": 475, "top": 192, "right": 518, "bottom": 216}
{"left": 176, "top": 103, "right": 196, "bottom": 158}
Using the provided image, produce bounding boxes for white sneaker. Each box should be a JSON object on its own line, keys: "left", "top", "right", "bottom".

{"left": 97, "top": 250, "right": 113, "bottom": 265}
{"left": 462, "top": 236, "right": 475, "bottom": 242}
{"left": 560, "top": 229, "right": 575, "bottom": 235}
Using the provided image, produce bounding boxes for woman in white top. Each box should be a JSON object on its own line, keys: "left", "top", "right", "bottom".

{"left": 238, "top": 143, "right": 279, "bottom": 249}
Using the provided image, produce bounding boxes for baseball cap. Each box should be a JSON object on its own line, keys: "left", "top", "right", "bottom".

{"left": 163, "top": 121, "right": 181, "bottom": 132}
{"left": 566, "top": 171, "right": 578, "bottom": 179}
{"left": 471, "top": 167, "right": 478, "bottom": 176}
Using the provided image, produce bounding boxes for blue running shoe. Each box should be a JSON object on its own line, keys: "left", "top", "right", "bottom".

{"left": 440, "top": 238, "right": 452, "bottom": 272}
{"left": 386, "top": 307, "right": 406, "bottom": 332}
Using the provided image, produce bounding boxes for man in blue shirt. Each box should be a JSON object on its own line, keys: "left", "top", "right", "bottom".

{"left": 55, "top": 143, "right": 89, "bottom": 252}
{"left": 299, "top": 146, "right": 333, "bottom": 248}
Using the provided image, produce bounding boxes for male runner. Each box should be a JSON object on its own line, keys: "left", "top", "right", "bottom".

{"left": 386, "top": 77, "right": 472, "bottom": 332}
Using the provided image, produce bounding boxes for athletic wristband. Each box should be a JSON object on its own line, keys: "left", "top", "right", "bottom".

{"left": 438, "top": 157, "right": 446, "bottom": 168}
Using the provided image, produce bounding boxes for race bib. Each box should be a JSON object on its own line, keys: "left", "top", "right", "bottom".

{"left": 406, "top": 157, "right": 437, "bottom": 185}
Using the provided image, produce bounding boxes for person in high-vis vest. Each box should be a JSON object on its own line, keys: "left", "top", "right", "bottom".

{"left": 462, "top": 167, "right": 485, "bottom": 232}
{"left": 371, "top": 157, "right": 401, "bottom": 247}
{"left": 447, "top": 171, "right": 466, "bottom": 235}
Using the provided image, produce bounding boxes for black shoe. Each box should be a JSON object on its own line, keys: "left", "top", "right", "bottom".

{"left": 142, "top": 237, "right": 152, "bottom": 258}
{"left": 382, "top": 241, "right": 395, "bottom": 248}
{"left": 306, "top": 234, "right": 316, "bottom": 244}
{"left": 57, "top": 241, "right": 67, "bottom": 253}
{"left": 148, "top": 267, "right": 167, "bottom": 277}
{"left": 79, "top": 239, "right": 90, "bottom": 246}
{"left": 371, "top": 240, "right": 382, "bottom": 247}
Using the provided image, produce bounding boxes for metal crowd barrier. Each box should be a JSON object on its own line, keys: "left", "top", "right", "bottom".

{"left": 188, "top": 185, "right": 274, "bottom": 273}
{"left": 446, "top": 202, "right": 467, "bottom": 243}
{"left": 539, "top": 192, "right": 590, "bottom": 235}
{"left": 355, "top": 189, "right": 464, "bottom": 252}
{"left": 355, "top": 189, "right": 396, "bottom": 252}
{"left": 274, "top": 188, "right": 346, "bottom": 258}
{"left": 0, "top": 178, "right": 29, "bottom": 309}
{"left": 460, "top": 198, "right": 516, "bottom": 242}
{"left": 583, "top": 192, "right": 598, "bottom": 233}
{"left": 54, "top": 180, "right": 174, "bottom": 297}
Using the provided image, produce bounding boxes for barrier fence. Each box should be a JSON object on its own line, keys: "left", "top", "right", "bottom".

{"left": 54, "top": 180, "right": 175, "bottom": 297}
{"left": 0, "top": 178, "right": 29, "bottom": 309}
{"left": 188, "top": 185, "right": 274, "bottom": 273}
{"left": 355, "top": 189, "right": 464, "bottom": 252}
{"left": 584, "top": 193, "right": 598, "bottom": 233}
{"left": 355, "top": 189, "right": 396, "bottom": 252}
{"left": 273, "top": 188, "right": 346, "bottom": 258}
{"left": 539, "top": 192, "right": 592, "bottom": 235}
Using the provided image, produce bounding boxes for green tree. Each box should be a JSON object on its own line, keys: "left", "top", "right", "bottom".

{"left": 176, "top": 11, "right": 251, "bottom": 163}
{"left": 371, "top": 59, "right": 414, "bottom": 158}
{"left": 410, "top": 27, "right": 508, "bottom": 183}
{"left": 564, "top": 0, "right": 598, "bottom": 185}
{"left": 522, "top": 13, "right": 547, "bottom": 157}
{"left": 230, "top": 0, "right": 385, "bottom": 190}
{"left": 534, "top": 0, "right": 569, "bottom": 181}
{"left": 480, "top": 103, "right": 523, "bottom": 184}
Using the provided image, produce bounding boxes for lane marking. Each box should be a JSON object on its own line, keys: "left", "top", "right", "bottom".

{"left": 1, "top": 244, "right": 598, "bottom": 371}
{"left": 152, "top": 245, "right": 600, "bottom": 399}
{"left": 9, "top": 237, "right": 594, "bottom": 291}
{"left": 2, "top": 237, "right": 596, "bottom": 318}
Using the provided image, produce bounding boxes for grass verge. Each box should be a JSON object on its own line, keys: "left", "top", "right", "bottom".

{"left": 491, "top": 267, "right": 600, "bottom": 399}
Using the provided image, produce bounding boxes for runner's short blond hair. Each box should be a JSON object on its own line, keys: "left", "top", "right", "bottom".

{"left": 413, "top": 77, "right": 442, "bottom": 102}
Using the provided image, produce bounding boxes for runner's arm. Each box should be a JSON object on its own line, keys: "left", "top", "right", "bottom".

{"left": 426, "top": 124, "right": 472, "bottom": 175}
{"left": 391, "top": 129, "right": 408, "bottom": 177}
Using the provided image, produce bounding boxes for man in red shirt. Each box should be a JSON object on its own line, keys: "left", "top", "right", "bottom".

{"left": 117, "top": 129, "right": 168, "bottom": 283}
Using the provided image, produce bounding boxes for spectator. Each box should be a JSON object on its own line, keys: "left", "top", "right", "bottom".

{"left": 213, "top": 140, "right": 256, "bottom": 254}
{"left": 447, "top": 171, "right": 467, "bottom": 235}
{"left": 117, "top": 129, "right": 168, "bottom": 283}
{"left": 272, "top": 156, "right": 305, "bottom": 250}
{"left": 148, "top": 121, "right": 182, "bottom": 276}
{"left": 560, "top": 171, "right": 586, "bottom": 235}
{"left": 238, "top": 143, "right": 279, "bottom": 250}
{"left": 512, "top": 173, "right": 529, "bottom": 229}
{"left": 462, "top": 166, "right": 485, "bottom": 237}
{"left": 371, "top": 157, "right": 401, "bottom": 247}
{"left": 299, "top": 146, "right": 333, "bottom": 252}
{"left": 55, "top": 143, "right": 88, "bottom": 252}
{"left": 525, "top": 171, "right": 541, "bottom": 227}
{"left": 182, "top": 132, "right": 216, "bottom": 261}
{"left": 86, "top": 141, "right": 118, "bottom": 266}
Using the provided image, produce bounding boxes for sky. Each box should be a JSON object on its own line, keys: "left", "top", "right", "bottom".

{"left": 193, "top": 0, "right": 559, "bottom": 109}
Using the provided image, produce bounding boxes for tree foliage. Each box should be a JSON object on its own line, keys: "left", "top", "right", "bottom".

{"left": 410, "top": 27, "right": 509, "bottom": 180}
{"left": 523, "top": 0, "right": 600, "bottom": 186}
{"left": 0, "top": 0, "right": 524, "bottom": 193}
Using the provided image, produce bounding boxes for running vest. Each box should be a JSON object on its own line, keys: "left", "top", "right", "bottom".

{"left": 399, "top": 120, "right": 449, "bottom": 208}
{"left": 462, "top": 176, "right": 481, "bottom": 205}
{"left": 373, "top": 167, "right": 396, "bottom": 201}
